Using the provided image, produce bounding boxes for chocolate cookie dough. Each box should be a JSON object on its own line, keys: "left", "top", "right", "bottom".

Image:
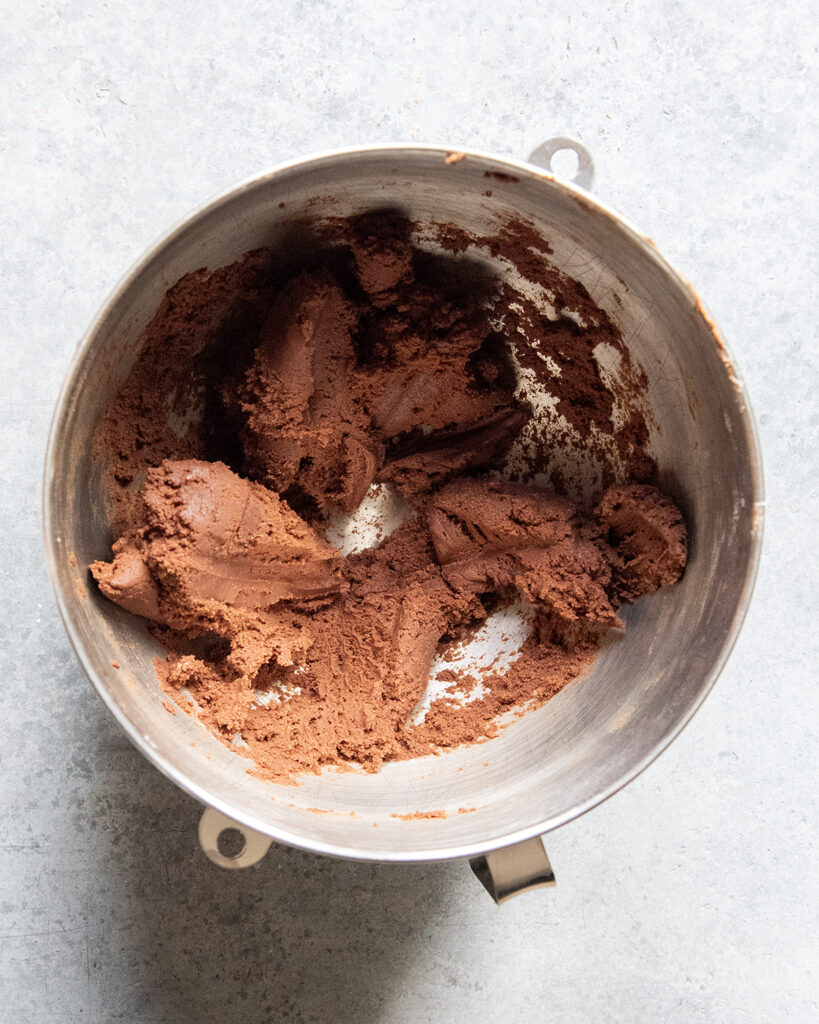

{"left": 90, "top": 213, "right": 687, "bottom": 781}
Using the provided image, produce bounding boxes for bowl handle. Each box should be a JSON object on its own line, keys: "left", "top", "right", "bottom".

{"left": 198, "top": 807, "right": 272, "bottom": 870}
{"left": 527, "top": 136, "right": 594, "bottom": 191}
{"left": 198, "top": 806, "right": 555, "bottom": 900}
{"left": 469, "top": 836, "right": 556, "bottom": 904}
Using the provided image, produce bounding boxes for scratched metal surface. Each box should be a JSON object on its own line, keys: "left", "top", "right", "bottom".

{"left": 2, "top": 1, "right": 817, "bottom": 1021}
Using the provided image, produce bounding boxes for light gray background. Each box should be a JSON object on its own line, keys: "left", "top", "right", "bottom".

{"left": 1, "top": 1, "right": 816, "bottom": 1022}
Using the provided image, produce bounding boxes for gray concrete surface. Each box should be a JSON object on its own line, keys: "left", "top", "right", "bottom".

{"left": 1, "top": 1, "right": 817, "bottom": 1021}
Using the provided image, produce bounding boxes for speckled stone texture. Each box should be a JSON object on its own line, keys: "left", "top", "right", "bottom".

{"left": 1, "top": 2, "right": 816, "bottom": 1022}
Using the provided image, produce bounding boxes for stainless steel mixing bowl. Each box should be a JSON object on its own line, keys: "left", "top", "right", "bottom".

{"left": 44, "top": 140, "right": 763, "bottom": 900}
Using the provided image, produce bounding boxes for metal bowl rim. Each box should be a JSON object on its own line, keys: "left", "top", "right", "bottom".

{"left": 42, "top": 141, "right": 765, "bottom": 862}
